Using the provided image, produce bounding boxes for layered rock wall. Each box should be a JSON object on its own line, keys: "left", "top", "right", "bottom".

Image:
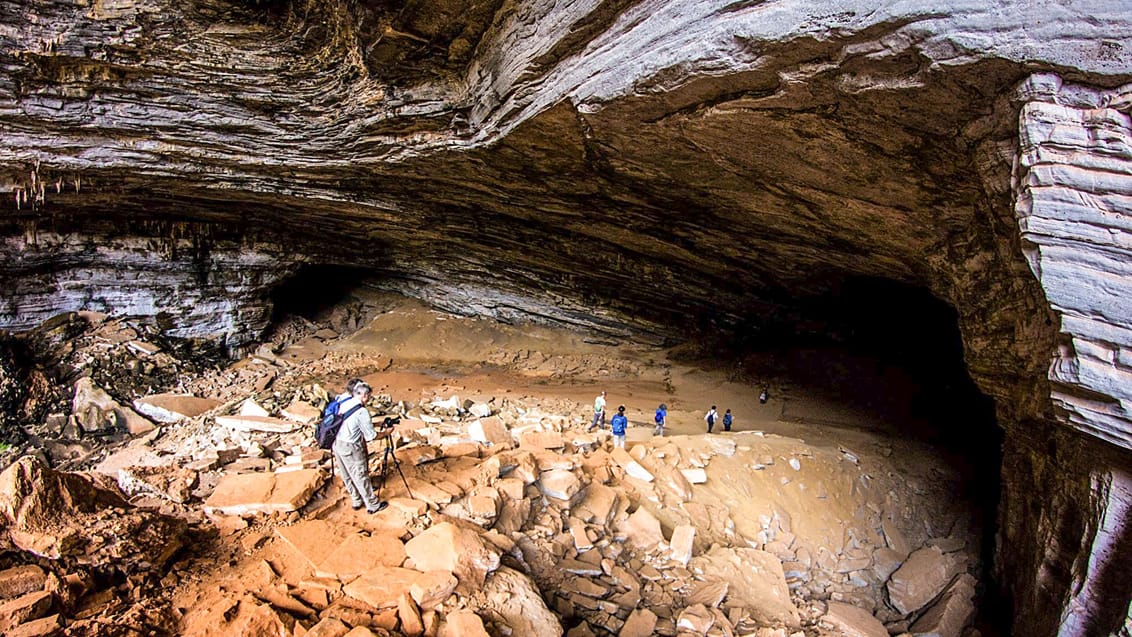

{"left": 0, "top": 231, "right": 302, "bottom": 349}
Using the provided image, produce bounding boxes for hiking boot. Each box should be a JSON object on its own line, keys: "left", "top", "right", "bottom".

{"left": 367, "top": 501, "right": 388, "bottom": 514}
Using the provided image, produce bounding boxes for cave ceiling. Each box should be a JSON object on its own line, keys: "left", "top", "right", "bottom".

{"left": 1, "top": 0, "right": 1131, "bottom": 408}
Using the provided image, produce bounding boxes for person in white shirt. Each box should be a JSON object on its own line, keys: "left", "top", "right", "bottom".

{"left": 587, "top": 390, "right": 607, "bottom": 432}
{"left": 705, "top": 405, "right": 718, "bottom": 434}
{"left": 331, "top": 381, "right": 387, "bottom": 513}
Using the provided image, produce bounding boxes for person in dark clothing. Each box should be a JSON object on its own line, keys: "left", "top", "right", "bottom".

{"left": 722, "top": 408, "right": 733, "bottom": 432}
{"left": 705, "top": 405, "right": 718, "bottom": 434}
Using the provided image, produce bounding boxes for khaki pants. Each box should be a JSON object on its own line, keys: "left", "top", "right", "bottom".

{"left": 333, "top": 441, "right": 380, "bottom": 511}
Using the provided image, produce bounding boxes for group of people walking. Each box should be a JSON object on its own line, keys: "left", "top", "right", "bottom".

{"left": 587, "top": 390, "right": 738, "bottom": 447}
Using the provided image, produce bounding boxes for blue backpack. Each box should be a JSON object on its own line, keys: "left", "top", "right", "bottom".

{"left": 654, "top": 409, "right": 665, "bottom": 424}
{"left": 315, "top": 397, "right": 362, "bottom": 449}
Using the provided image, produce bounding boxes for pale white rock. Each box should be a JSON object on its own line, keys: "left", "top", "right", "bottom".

{"left": 681, "top": 468, "right": 708, "bottom": 484}
{"left": 72, "top": 377, "right": 154, "bottom": 435}
{"left": 669, "top": 524, "right": 696, "bottom": 566}
{"left": 133, "top": 394, "right": 220, "bottom": 423}
{"left": 610, "top": 448, "right": 653, "bottom": 482}
{"left": 216, "top": 414, "right": 297, "bottom": 434}
{"left": 239, "top": 399, "right": 270, "bottom": 417}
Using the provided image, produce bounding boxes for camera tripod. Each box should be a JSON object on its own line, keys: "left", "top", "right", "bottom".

{"left": 373, "top": 429, "right": 414, "bottom": 500}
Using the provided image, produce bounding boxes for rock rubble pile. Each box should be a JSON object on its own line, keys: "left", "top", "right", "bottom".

{"left": 0, "top": 302, "right": 985, "bottom": 636}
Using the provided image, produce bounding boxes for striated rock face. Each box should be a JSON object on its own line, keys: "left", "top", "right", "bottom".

{"left": 0, "top": 231, "right": 303, "bottom": 349}
{"left": 1, "top": 0, "right": 1131, "bottom": 634}
{"left": 1014, "top": 75, "right": 1132, "bottom": 452}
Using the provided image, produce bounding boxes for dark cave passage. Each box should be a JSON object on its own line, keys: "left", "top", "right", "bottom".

{"left": 722, "top": 276, "right": 1009, "bottom": 634}
{"left": 268, "top": 264, "right": 378, "bottom": 324}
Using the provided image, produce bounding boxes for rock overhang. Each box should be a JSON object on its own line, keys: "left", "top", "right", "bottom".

{"left": 0, "top": 1, "right": 1131, "bottom": 445}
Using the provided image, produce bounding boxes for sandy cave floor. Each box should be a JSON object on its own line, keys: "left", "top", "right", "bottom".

{"left": 146, "top": 294, "right": 986, "bottom": 636}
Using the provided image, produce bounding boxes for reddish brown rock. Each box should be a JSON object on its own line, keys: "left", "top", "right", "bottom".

{"left": 0, "top": 590, "right": 52, "bottom": 633}
{"left": 203, "top": 469, "right": 324, "bottom": 516}
{"left": 0, "top": 565, "right": 46, "bottom": 600}
{"left": 410, "top": 571, "right": 458, "bottom": 610}
{"left": 5, "top": 613, "right": 63, "bottom": 637}
{"left": 343, "top": 567, "right": 424, "bottom": 610}
{"left": 399, "top": 593, "right": 425, "bottom": 637}
{"left": 620, "top": 608, "right": 658, "bottom": 637}
{"left": 317, "top": 531, "right": 407, "bottom": 580}
{"left": 0, "top": 456, "right": 186, "bottom": 568}
{"left": 404, "top": 522, "right": 501, "bottom": 586}
{"left": 442, "top": 610, "right": 491, "bottom": 637}
{"left": 909, "top": 573, "right": 977, "bottom": 637}
{"left": 305, "top": 617, "right": 351, "bottom": 637}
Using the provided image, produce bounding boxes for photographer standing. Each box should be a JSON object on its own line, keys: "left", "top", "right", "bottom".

{"left": 332, "top": 381, "right": 388, "bottom": 514}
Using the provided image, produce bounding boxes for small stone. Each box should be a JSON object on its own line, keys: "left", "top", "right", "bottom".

{"left": 620, "top": 608, "right": 658, "bottom": 637}
{"left": 669, "top": 524, "right": 695, "bottom": 566}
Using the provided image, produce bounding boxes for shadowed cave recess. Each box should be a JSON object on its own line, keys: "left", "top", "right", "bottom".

{"left": 1, "top": 0, "right": 1131, "bottom": 635}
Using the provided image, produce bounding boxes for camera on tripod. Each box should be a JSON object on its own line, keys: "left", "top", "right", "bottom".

{"left": 381, "top": 415, "right": 401, "bottom": 427}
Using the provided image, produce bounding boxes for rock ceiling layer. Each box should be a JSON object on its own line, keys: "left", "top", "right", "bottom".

{"left": 0, "top": 1, "right": 1129, "bottom": 426}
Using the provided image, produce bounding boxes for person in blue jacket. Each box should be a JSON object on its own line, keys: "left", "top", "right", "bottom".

{"left": 611, "top": 405, "right": 628, "bottom": 449}
{"left": 653, "top": 403, "right": 667, "bottom": 436}
{"left": 723, "top": 408, "right": 733, "bottom": 432}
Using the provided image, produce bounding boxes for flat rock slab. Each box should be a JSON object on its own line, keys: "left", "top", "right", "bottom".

{"left": 204, "top": 469, "right": 324, "bottom": 516}
{"left": 610, "top": 448, "right": 654, "bottom": 483}
{"left": 518, "top": 431, "right": 564, "bottom": 450}
{"left": 343, "top": 567, "right": 424, "bottom": 609}
{"left": 277, "top": 520, "right": 347, "bottom": 569}
{"left": 619, "top": 608, "right": 658, "bottom": 637}
{"left": 404, "top": 522, "right": 500, "bottom": 586}
{"left": 468, "top": 417, "right": 510, "bottom": 446}
{"left": 619, "top": 507, "right": 664, "bottom": 549}
{"left": 316, "top": 532, "right": 407, "bottom": 580}
{"left": 688, "top": 546, "right": 800, "bottom": 628}
{"left": 887, "top": 546, "right": 964, "bottom": 615}
{"left": 822, "top": 602, "right": 888, "bottom": 637}
{"left": 282, "top": 401, "right": 322, "bottom": 424}
{"left": 133, "top": 394, "right": 221, "bottom": 423}
{"left": 909, "top": 573, "right": 977, "bottom": 637}
{"left": 0, "top": 565, "right": 45, "bottom": 600}
{"left": 442, "top": 610, "right": 490, "bottom": 637}
{"left": 216, "top": 415, "right": 298, "bottom": 433}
